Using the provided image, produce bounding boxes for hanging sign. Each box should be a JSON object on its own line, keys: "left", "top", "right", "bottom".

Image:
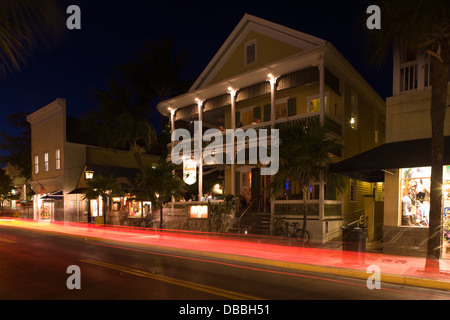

{"left": 183, "top": 159, "right": 197, "bottom": 185}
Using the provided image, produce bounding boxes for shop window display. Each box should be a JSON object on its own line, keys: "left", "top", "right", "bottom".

{"left": 443, "top": 166, "right": 450, "bottom": 254}
{"left": 401, "top": 166, "right": 450, "bottom": 231}
{"left": 401, "top": 167, "right": 431, "bottom": 227}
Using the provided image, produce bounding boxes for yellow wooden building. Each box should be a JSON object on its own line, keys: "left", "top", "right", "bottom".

{"left": 157, "top": 14, "right": 385, "bottom": 243}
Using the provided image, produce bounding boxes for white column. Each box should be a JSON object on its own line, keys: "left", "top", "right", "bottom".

{"left": 268, "top": 74, "right": 277, "bottom": 223}
{"left": 318, "top": 61, "right": 325, "bottom": 221}
{"left": 269, "top": 74, "right": 276, "bottom": 125}
{"left": 319, "top": 181, "right": 325, "bottom": 222}
{"left": 196, "top": 99, "right": 203, "bottom": 200}
{"left": 229, "top": 88, "right": 237, "bottom": 198}
{"left": 169, "top": 108, "right": 175, "bottom": 213}
{"left": 169, "top": 108, "right": 175, "bottom": 158}
{"left": 319, "top": 60, "right": 325, "bottom": 125}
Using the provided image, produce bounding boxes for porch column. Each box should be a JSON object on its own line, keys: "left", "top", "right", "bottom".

{"left": 269, "top": 74, "right": 276, "bottom": 126}
{"left": 169, "top": 108, "right": 175, "bottom": 214}
{"left": 196, "top": 99, "right": 203, "bottom": 200}
{"left": 319, "top": 181, "right": 325, "bottom": 221}
{"left": 229, "top": 88, "right": 237, "bottom": 198}
{"left": 318, "top": 59, "right": 325, "bottom": 125}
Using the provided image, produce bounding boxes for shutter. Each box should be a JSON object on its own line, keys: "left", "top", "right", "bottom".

{"left": 235, "top": 111, "right": 240, "bottom": 127}
{"left": 235, "top": 172, "right": 240, "bottom": 195}
{"left": 253, "top": 106, "right": 261, "bottom": 122}
{"left": 251, "top": 168, "right": 261, "bottom": 196}
{"left": 263, "top": 104, "right": 271, "bottom": 122}
{"left": 288, "top": 98, "right": 296, "bottom": 116}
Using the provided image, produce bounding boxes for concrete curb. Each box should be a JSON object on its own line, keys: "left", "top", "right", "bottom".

{"left": 162, "top": 246, "right": 450, "bottom": 291}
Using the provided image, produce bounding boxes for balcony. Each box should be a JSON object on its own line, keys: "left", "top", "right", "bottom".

{"left": 400, "top": 61, "right": 418, "bottom": 93}
{"left": 167, "top": 112, "right": 342, "bottom": 161}
{"left": 273, "top": 199, "right": 342, "bottom": 219}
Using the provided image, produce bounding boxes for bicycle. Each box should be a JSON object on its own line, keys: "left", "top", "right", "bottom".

{"left": 273, "top": 217, "right": 310, "bottom": 244}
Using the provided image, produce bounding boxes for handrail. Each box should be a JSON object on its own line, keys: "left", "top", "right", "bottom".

{"left": 239, "top": 198, "right": 256, "bottom": 219}
{"left": 237, "top": 198, "right": 257, "bottom": 233}
{"left": 346, "top": 214, "right": 366, "bottom": 227}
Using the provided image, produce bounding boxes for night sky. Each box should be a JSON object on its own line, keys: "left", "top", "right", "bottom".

{"left": 0, "top": 0, "right": 392, "bottom": 140}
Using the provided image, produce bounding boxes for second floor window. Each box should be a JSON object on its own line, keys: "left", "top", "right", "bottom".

{"left": 245, "top": 40, "right": 256, "bottom": 65}
{"left": 350, "top": 91, "right": 358, "bottom": 130}
{"left": 350, "top": 179, "right": 357, "bottom": 201}
{"left": 34, "top": 155, "right": 39, "bottom": 174}
{"left": 44, "top": 152, "right": 49, "bottom": 172}
{"left": 307, "top": 94, "right": 328, "bottom": 114}
{"left": 275, "top": 102, "right": 287, "bottom": 120}
{"left": 56, "top": 149, "right": 61, "bottom": 170}
{"left": 240, "top": 108, "right": 254, "bottom": 125}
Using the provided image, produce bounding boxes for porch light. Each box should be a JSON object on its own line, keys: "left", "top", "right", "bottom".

{"left": 350, "top": 116, "right": 357, "bottom": 130}
{"left": 85, "top": 170, "right": 94, "bottom": 180}
{"left": 268, "top": 73, "right": 276, "bottom": 89}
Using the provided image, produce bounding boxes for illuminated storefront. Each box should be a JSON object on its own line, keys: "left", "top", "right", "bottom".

{"left": 399, "top": 165, "right": 450, "bottom": 257}
{"left": 330, "top": 136, "right": 450, "bottom": 258}
{"left": 128, "top": 199, "right": 152, "bottom": 218}
{"left": 88, "top": 194, "right": 152, "bottom": 221}
{"left": 400, "top": 167, "right": 431, "bottom": 227}
{"left": 32, "top": 191, "right": 64, "bottom": 222}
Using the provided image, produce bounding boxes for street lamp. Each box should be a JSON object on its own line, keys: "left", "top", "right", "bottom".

{"left": 85, "top": 170, "right": 94, "bottom": 224}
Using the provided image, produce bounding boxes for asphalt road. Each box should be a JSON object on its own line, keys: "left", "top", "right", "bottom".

{"left": 0, "top": 224, "right": 449, "bottom": 306}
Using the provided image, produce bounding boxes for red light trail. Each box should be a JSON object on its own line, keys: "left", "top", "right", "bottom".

{"left": 1, "top": 218, "right": 450, "bottom": 289}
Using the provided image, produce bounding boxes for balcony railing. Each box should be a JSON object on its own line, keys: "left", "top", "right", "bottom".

{"left": 273, "top": 199, "right": 342, "bottom": 218}
{"left": 167, "top": 112, "right": 342, "bottom": 159}
{"left": 400, "top": 61, "right": 418, "bottom": 92}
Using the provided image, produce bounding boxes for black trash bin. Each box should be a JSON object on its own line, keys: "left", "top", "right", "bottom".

{"left": 341, "top": 226, "right": 367, "bottom": 252}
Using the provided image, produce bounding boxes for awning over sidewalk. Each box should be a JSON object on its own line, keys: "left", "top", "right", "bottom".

{"left": 68, "top": 188, "right": 87, "bottom": 194}
{"left": 329, "top": 136, "right": 450, "bottom": 182}
{"left": 41, "top": 190, "right": 63, "bottom": 200}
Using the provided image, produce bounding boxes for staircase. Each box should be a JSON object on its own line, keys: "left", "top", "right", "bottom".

{"left": 230, "top": 214, "right": 271, "bottom": 235}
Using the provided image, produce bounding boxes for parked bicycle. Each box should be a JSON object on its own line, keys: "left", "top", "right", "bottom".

{"left": 273, "top": 217, "right": 310, "bottom": 244}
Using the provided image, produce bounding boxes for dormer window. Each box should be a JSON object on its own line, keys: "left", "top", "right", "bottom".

{"left": 245, "top": 40, "right": 256, "bottom": 65}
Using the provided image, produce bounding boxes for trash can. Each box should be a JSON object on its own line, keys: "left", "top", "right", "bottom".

{"left": 341, "top": 226, "right": 367, "bottom": 252}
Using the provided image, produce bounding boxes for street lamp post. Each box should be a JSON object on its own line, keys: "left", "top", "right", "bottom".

{"left": 85, "top": 170, "right": 94, "bottom": 223}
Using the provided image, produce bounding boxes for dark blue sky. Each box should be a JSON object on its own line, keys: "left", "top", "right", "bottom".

{"left": 0, "top": 0, "right": 392, "bottom": 138}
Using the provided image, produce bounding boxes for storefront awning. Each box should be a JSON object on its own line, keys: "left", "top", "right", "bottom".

{"left": 329, "top": 136, "right": 450, "bottom": 182}
{"left": 68, "top": 188, "right": 87, "bottom": 194}
{"left": 41, "top": 190, "right": 63, "bottom": 200}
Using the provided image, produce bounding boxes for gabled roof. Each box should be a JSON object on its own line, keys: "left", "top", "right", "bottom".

{"left": 190, "top": 13, "right": 326, "bottom": 92}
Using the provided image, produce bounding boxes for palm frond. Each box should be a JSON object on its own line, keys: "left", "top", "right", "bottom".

{"left": 0, "top": 0, "right": 65, "bottom": 78}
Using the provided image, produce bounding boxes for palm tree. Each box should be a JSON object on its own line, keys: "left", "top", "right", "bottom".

{"left": 364, "top": 0, "right": 450, "bottom": 270}
{"left": 0, "top": 112, "right": 31, "bottom": 180}
{"left": 121, "top": 39, "right": 192, "bottom": 158}
{"left": 122, "top": 38, "right": 188, "bottom": 103}
{"left": 268, "top": 120, "right": 348, "bottom": 242}
{"left": 86, "top": 75, "right": 156, "bottom": 172}
{"left": 0, "top": 0, "right": 64, "bottom": 78}
{"left": 0, "top": 169, "right": 14, "bottom": 212}
{"left": 136, "top": 160, "right": 184, "bottom": 229}
{"left": 83, "top": 174, "right": 123, "bottom": 225}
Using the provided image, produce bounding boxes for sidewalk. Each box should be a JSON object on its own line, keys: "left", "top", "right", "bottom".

{"left": 1, "top": 218, "right": 449, "bottom": 290}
